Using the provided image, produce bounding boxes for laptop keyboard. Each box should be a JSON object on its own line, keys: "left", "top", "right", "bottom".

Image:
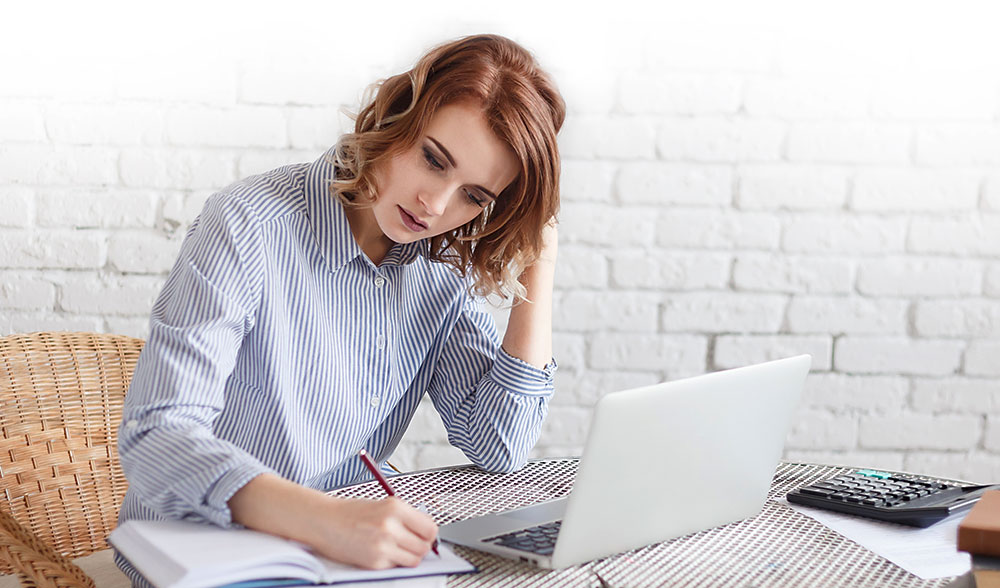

{"left": 483, "top": 520, "right": 562, "bottom": 555}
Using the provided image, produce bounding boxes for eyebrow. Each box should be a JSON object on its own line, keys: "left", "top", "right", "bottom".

{"left": 427, "top": 136, "right": 498, "bottom": 201}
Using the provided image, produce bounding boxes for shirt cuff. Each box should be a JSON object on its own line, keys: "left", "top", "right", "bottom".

{"left": 490, "top": 347, "right": 557, "bottom": 396}
{"left": 203, "top": 463, "right": 276, "bottom": 528}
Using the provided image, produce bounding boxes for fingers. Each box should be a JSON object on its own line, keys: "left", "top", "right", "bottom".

{"left": 322, "top": 497, "right": 438, "bottom": 570}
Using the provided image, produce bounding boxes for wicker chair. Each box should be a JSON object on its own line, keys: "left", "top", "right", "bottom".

{"left": 0, "top": 332, "right": 143, "bottom": 587}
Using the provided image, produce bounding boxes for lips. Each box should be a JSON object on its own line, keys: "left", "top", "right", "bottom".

{"left": 398, "top": 206, "right": 428, "bottom": 232}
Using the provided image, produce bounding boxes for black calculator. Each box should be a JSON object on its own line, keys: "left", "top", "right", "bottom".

{"left": 786, "top": 469, "right": 1000, "bottom": 527}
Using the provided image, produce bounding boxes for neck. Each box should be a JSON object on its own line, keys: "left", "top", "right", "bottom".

{"left": 344, "top": 206, "right": 393, "bottom": 266}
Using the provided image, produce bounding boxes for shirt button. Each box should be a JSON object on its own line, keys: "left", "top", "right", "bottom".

{"left": 125, "top": 420, "right": 138, "bottom": 430}
{"left": 376, "top": 335, "right": 385, "bottom": 350}
{"left": 374, "top": 276, "right": 386, "bottom": 288}
{"left": 370, "top": 395, "right": 381, "bottom": 407}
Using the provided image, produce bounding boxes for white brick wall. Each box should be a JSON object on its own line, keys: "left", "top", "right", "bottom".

{"left": 3, "top": 7, "right": 1000, "bottom": 481}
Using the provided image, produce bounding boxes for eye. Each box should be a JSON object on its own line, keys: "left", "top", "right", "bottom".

{"left": 422, "top": 147, "right": 444, "bottom": 171}
{"left": 465, "top": 189, "right": 487, "bottom": 207}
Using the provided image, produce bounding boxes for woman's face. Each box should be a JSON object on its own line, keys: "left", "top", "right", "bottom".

{"left": 370, "top": 101, "right": 519, "bottom": 244}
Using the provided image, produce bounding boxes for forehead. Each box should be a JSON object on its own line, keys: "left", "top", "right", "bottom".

{"left": 423, "top": 102, "right": 519, "bottom": 193}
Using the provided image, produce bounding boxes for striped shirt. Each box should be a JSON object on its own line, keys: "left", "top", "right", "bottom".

{"left": 116, "top": 147, "right": 556, "bottom": 535}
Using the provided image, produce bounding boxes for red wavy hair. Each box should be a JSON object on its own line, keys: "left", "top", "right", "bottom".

{"left": 332, "top": 34, "right": 565, "bottom": 300}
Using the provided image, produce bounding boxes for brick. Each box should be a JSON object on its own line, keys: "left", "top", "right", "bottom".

{"left": 618, "top": 162, "right": 732, "bottom": 206}
{"left": 787, "top": 296, "right": 908, "bottom": 335}
{"left": 0, "top": 231, "right": 105, "bottom": 269}
{"left": 916, "top": 125, "right": 1000, "bottom": 165}
{"left": 559, "top": 203, "right": 655, "bottom": 247}
{"left": 967, "top": 340, "right": 1000, "bottom": 376}
{"left": 738, "top": 165, "right": 847, "bottom": 210}
{"left": 588, "top": 334, "right": 708, "bottom": 376}
{"left": 734, "top": 255, "right": 852, "bottom": 294}
{"left": 552, "top": 369, "right": 661, "bottom": 407}
{"left": 743, "top": 77, "right": 869, "bottom": 119}
{"left": 657, "top": 118, "right": 785, "bottom": 162}
{"left": 59, "top": 275, "right": 163, "bottom": 315}
{"left": 788, "top": 123, "right": 910, "bottom": 164}
{"left": 166, "top": 106, "right": 287, "bottom": 148}
{"left": 911, "top": 377, "right": 1000, "bottom": 413}
{"left": 714, "top": 335, "right": 832, "bottom": 370}
{"left": 163, "top": 191, "right": 213, "bottom": 233}
{"left": 915, "top": 299, "right": 1000, "bottom": 338}
{"left": 786, "top": 410, "right": 858, "bottom": 450}
{"left": 858, "top": 257, "right": 981, "bottom": 297}
{"left": 802, "top": 373, "right": 909, "bottom": 413}
{"left": 116, "top": 58, "right": 237, "bottom": 104}
{"left": 987, "top": 264, "right": 1000, "bottom": 297}
{"left": 0, "top": 313, "right": 102, "bottom": 336}
{"left": 552, "top": 333, "right": 586, "bottom": 372}
{"left": 0, "top": 273, "right": 56, "bottom": 310}
{"left": 657, "top": 208, "right": 780, "bottom": 250}
{"left": 835, "top": 337, "right": 963, "bottom": 376}
{"left": 241, "top": 62, "right": 366, "bottom": 106}
{"left": 395, "top": 401, "right": 447, "bottom": 444}
{"left": 784, "top": 450, "right": 904, "bottom": 472}
{"left": 39, "top": 146, "right": 120, "bottom": 186}
{"left": 783, "top": 214, "right": 906, "bottom": 254}
{"left": 287, "top": 107, "right": 347, "bottom": 151}
{"left": 860, "top": 414, "right": 980, "bottom": 450}
{"left": 537, "top": 405, "right": 592, "bottom": 447}
{"left": 0, "top": 101, "right": 46, "bottom": 142}
{"left": 611, "top": 250, "right": 729, "bottom": 290}
{"left": 37, "top": 190, "right": 157, "bottom": 229}
{"left": 0, "top": 145, "right": 48, "bottom": 183}
{"left": 554, "top": 246, "right": 608, "bottom": 289}
{"left": 412, "top": 444, "right": 471, "bottom": 470}
{"left": 852, "top": 170, "right": 980, "bottom": 211}
{"left": 120, "top": 148, "right": 237, "bottom": 190}
{"left": 986, "top": 176, "right": 1000, "bottom": 211}
{"left": 45, "top": 103, "right": 165, "bottom": 145}
{"left": 619, "top": 73, "right": 742, "bottom": 115}
{"left": 558, "top": 115, "right": 657, "bottom": 160}
{"left": 560, "top": 161, "right": 616, "bottom": 203}
{"left": 104, "top": 317, "right": 150, "bottom": 340}
{"left": 908, "top": 215, "right": 1000, "bottom": 257}
{"left": 987, "top": 419, "right": 1000, "bottom": 452}
{"left": 0, "top": 188, "right": 33, "bottom": 228}
{"left": 237, "top": 151, "right": 314, "bottom": 180}
{"left": 108, "top": 232, "right": 183, "bottom": 274}
{"left": 871, "top": 75, "right": 998, "bottom": 120}
{"left": 553, "top": 291, "right": 660, "bottom": 333}
{"left": 904, "top": 453, "right": 1000, "bottom": 483}
{"left": 661, "top": 292, "right": 785, "bottom": 333}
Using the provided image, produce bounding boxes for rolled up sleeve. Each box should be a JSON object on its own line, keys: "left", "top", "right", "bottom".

{"left": 427, "top": 296, "right": 556, "bottom": 474}
{"left": 118, "top": 191, "right": 272, "bottom": 527}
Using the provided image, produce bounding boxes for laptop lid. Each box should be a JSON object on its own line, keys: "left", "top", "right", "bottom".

{"left": 550, "top": 355, "right": 810, "bottom": 568}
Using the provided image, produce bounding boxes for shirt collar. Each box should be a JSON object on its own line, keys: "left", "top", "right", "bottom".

{"left": 305, "top": 148, "right": 428, "bottom": 273}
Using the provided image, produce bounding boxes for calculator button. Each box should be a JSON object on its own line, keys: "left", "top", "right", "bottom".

{"left": 799, "top": 487, "right": 836, "bottom": 497}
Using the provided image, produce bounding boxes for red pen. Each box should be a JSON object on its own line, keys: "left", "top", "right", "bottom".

{"left": 358, "top": 449, "right": 439, "bottom": 556}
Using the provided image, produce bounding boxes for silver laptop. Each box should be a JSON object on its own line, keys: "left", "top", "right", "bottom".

{"left": 440, "top": 355, "right": 811, "bottom": 569}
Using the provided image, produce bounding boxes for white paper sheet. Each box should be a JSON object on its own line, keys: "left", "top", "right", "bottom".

{"left": 778, "top": 498, "right": 971, "bottom": 579}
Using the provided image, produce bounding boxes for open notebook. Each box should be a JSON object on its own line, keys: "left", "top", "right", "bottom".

{"left": 109, "top": 519, "right": 475, "bottom": 588}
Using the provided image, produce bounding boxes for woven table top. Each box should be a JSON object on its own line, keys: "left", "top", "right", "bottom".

{"left": 329, "top": 459, "right": 963, "bottom": 588}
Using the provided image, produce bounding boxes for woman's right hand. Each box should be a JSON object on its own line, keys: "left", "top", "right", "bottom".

{"left": 228, "top": 473, "right": 438, "bottom": 570}
{"left": 310, "top": 496, "right": 439, "bottom": 569}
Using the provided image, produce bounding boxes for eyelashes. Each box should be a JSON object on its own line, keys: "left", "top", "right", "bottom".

{"left": 422, "top": 147, "right": 444, "bottom": 171}
{"left": 422, "top": 146, "right": 488, "bottom": 208}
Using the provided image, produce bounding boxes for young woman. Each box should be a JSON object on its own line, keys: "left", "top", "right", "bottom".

{"left": 116, "top": 34, "right": 565, "bottom": 578}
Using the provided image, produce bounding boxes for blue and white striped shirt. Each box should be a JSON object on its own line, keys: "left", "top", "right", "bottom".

{"left": 117, "top": 147, "right": 556, "bottom": 533}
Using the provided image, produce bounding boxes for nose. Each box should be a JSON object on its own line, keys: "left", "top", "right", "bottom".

{"left": 417, "top": 183, "right": 452, "bottom": 217}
